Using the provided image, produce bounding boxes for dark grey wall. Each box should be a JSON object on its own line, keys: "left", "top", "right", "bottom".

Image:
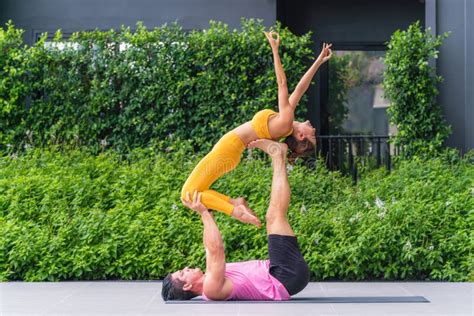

{"left": 467, "top": 0, "right": 474, "bottom": 153}
{"left": 279, "top": 0, "right": 424, "bottom": 41}
{"left": 0, "top": 0, "right": 276, "bottom": 45}
{"left": 278, "top": 0, "right": 425, "bottom": 135}
{"left": 437, "top": 0, "right": 473, "bottom": 153}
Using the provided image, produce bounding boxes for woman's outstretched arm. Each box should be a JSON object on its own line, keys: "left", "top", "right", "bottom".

{"left": 264, "top": 31, "right": 291, "bottom": 115}
{"left": 289, "top": 43, "right": 333, "bottom": 109}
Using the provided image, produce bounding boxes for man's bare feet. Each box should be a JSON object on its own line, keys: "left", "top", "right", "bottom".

{"left": 248, "top": 139, "right": 288, "bottom": 159}
{"left": 231, "top": 204, "right": 262, "bottom": 228}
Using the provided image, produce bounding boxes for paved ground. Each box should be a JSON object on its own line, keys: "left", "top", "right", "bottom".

{"left": 1, "top": 281, "right": 472, "bottom": 315}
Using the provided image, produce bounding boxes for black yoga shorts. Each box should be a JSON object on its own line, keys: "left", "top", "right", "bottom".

{"left": 267, "top": 234, "right": 310, "bottom": 296}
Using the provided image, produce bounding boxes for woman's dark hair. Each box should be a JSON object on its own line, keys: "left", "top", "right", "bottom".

{"left": 161, "top": 273, "right": 199, "bottom": 301}
{"left": 284, "top": 135, "right": 315, "bottom": 164}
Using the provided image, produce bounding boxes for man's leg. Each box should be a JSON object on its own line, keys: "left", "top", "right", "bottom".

{"left": 249, "top": 139, "right": 310, "bottom": 296}
{"left": 247, "top": 139, "right": 294, "bottom": 236}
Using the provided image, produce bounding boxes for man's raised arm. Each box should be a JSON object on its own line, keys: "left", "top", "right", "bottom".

{"left": 181, "top": 192, "right": 232, "bottom": 300}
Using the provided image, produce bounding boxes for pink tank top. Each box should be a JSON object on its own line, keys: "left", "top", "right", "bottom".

{"left": 202, "top": 260, "right": 290, "bottom": 301}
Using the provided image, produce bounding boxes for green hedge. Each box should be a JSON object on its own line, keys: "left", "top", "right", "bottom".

{"left": 0, "top": 147, "right": 472, "bottom": 281}
{"left": 383, "top": 21, "right": 451, "bottom": 156}
{"left": 0, "top": 19, "right": 313, "bottom": 154}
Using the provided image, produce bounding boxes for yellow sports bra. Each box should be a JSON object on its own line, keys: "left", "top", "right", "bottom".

{"left": 251, "top": 109, "right": 293, "bottom": 139}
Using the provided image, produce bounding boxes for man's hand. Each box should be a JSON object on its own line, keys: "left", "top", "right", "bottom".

{"left": 316, "top": 42, "right": 333, "bottom": 65}
{"left": 264, "top": 31, "right": 280, "bottom": 50}
{"left": 181, "top": 191, "right": 208, "bottom": 215}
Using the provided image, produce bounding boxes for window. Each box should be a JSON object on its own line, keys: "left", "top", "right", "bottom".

{"left": 323, "top": 43, "right": 396, "bottom": 137}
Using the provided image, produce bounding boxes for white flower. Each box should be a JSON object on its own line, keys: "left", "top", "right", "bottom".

{"left": 349, "top": 212, "right": 361, "bottom": 224}
{"left": 364, "top": 201, "right": 370, "bottom": 208}
{"left": 100, "top": 138, "right": 108, "bottom": 147}
{"left": 391, "top": 197, "right": 397, "bottom": 204}
{"left": 300, "top": 204, "right": 307, "bottom": 213}
{"left": 428, "top": 245, "right": 434, "bottom": 251}
{"left": 171, "top": 204, "right": 178, "bottom": 211}
{"left": 377, "top": 211, "right": 386, "bottom": 219}
{"left": 286, "top": 164, "right": 294, "bottom": 172}
{"left": 375, "top": 197, "right": 385, "bottom": 209}
{"left": 445, "top": 201, "right": 452, "bottom": 206}
{"left": 403, "top": 240, "right": 412, "bottom": 251}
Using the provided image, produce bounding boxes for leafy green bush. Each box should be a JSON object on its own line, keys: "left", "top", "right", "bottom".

{"left": 0, "top": 19, "right": 313, "bottom": 154}
{"left": 0, "top": 147, "right": 472, "bottom": 281}
{"left": 383, "top": 21, "right": 451, "bottom": 157}
{"left": 0, "top": 21, "right": 29, "bottom": 149}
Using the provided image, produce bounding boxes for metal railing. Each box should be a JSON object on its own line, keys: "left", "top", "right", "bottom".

{"left": 315, "top": 135, "right": 397, "bottom": 183}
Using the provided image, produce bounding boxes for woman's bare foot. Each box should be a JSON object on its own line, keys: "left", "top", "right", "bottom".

{"left": 231, "top": 204, "right": 261, "bottom": 227}
{"left": 248, "top": 139, "right": 288, "bottom": 159}
{"left": 230, "top": 197, "right": 259, "bottom": 222}
{"left": 230, "top": 197, "right": 248, "bottom": 208}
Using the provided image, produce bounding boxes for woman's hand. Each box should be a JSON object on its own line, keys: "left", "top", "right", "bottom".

{"left": 264, "top": 31, "right": 280, "bottom": 50}
{"left": 316, "top": 42, "right": 333, "bottom": 65}
{"left": 181, "top": 191, "right": 209, "bottom": 215}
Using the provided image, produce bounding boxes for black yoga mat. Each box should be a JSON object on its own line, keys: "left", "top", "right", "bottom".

{"left": 166, "top": 296, "right": 430, "bottom": 304}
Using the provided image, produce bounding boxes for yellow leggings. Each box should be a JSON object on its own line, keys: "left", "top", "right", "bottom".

{"left": 181, "top": 131, "right": 246, "bottom": 215}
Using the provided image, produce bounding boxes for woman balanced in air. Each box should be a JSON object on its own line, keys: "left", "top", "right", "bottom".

{"left": 181, "top": 31, "right": 333, "bottom": 227}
